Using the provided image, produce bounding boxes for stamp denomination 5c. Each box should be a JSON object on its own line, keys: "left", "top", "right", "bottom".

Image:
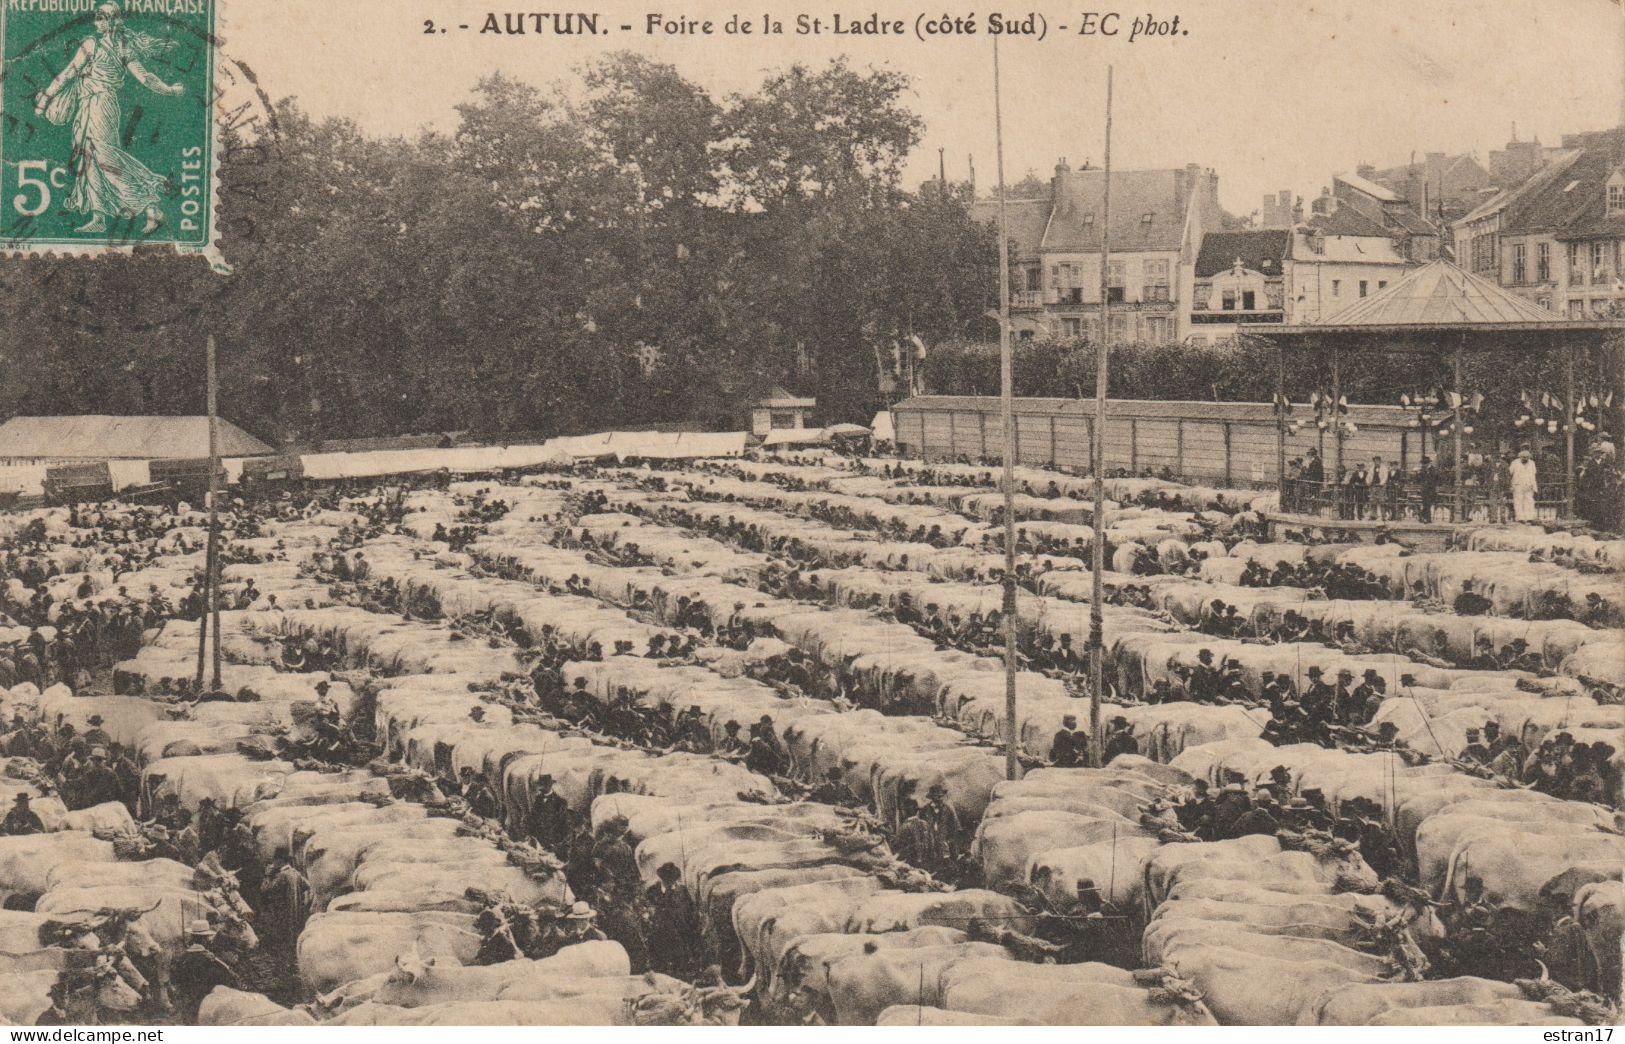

{"left": 2, "top": 0, "right": 216, "bottom": 256}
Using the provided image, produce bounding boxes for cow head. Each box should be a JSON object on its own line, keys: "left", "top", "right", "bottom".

{"left": 92, "top": 962, "right": 143, "bottom": 1012}
{"left": 389, "top": 943, "right": 435, "bottom": 985}
{"left": 1142, "top": 967, "right": 1217, "bottom": 1026}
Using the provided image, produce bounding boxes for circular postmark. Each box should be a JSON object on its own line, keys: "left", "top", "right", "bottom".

{"left": 0, "top": 6, "right": 282, "bottom": 334}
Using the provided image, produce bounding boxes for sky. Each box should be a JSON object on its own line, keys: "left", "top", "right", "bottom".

{"left": 226, "top": 0, "right": 1625, "bottom": 215}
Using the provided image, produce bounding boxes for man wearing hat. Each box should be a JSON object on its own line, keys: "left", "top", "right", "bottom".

{"left": 809, "top": 766, "right": 853, "bottom": 806}
{"left": 746, "top": 716, "right": 785, "bottom": 778}
{"left": 920, "top": 782, "right": 964, "bottom": 859}
{"left": 717, "top": 719, "right": 748, "bottom": 758}
{"left": 646, "top": 862, "right": 701, "bottom": 977}
{"left": 458, "top": 768, "right": 501, "bottom": 821}
{"left": 1460, "top": 729, "right": 1491, "bottom": 767}
{"left": 1220, "top": 791, "right": 1274, "bottom": 839}
{"left": 1049, "top": 715, "right": 1082, "bottom": 768}
{"left": 549, "top": 901, "right": 609, "bottom": 952}
{"left": 592, "top": 815, "right": 639, "bottom": 899}
{"left": 1331, "top": 669, "right": 1360, "bottom": 725}
{"left": 1509, "top": 447, "right": 1538, "bottom": 522}
{"left": 1452, "top": 580, "right": 1493, "bottom": 617}
{"left": 1301, "top": 665, "right": 1334, "bottom": 713}
{"left": 82, "top": 714, "right": 111, "bottom": 749}
{"left": 1, "top": 792, "right": 44, "bottom": 836}
{"left": 260, "top": 847, "right": 307, "bottom": 953}
{"left": 525, "top": 774, "right": 569, "bottom": 850}
{"left": 171, "top": 919, "right": 238, "bottom": 1020}
{"left": 71, "top": 745, "right": 121, "bottom": 810}
{"left": 1102, "top": 716, "right": 1138, "bottom": 764}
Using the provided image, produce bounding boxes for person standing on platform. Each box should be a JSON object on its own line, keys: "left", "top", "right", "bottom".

{"left": 1509, "top": 448, "right": 1539, "bottom": 523}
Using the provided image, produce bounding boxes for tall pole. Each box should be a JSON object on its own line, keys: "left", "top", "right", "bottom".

{"left": 1452, "top": 341, "right": 1465, "bottom": 523}
{"left": 994, "top": 35, "right": 1020, "bottom": 782}
{"left": 1564, "top": 345, "right": 1576, "bottom": 521}
{"left": 207, "top": 334, "right": 223, "bottom": 692}
{"left": 1275, "top": 338, "right": 1287, "bottom": 507}
{"left": 1088, "top": 66, "right": 1114, "bottom": 768}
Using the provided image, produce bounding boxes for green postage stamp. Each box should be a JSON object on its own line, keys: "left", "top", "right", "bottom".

{"left": 1, "top": 0, "right": 216, "bottom": 257}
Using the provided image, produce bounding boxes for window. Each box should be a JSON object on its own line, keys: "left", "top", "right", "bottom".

{"left": 1221, "top": 289, "right": 1237, "bottom": 311}
{"left": 1106, "top": 260, "right": 1126, "bottom": 304}
{"left": 1568, "top": 299, "right": 1585, "bottom": 318}
{"left": 1145, "top": 316, "right": 1169, "bottom": 342}
{"left": 1537, "top": 243, "right": 1551, "bottom": 282}
{"left": 1592, "top": 241, "right": 1609, "bottom": 282}
{"left": 1018, "top": 329, "right": 1035, "bottom": 341}
{"left": 1107, "top": 314, "right": 1128, "bottom": 341}
{"left": 1593, "top": 300, "right": 1607, "bottom": 314}
{"left": 1144, "top": 259, "right": 1171, "bottom": 302}
{"left": 1062, "top": 318, "right": 1082, "bottom": 338}
{"left": 1512, "top": 243, "right": 1526, "bottom": 284}
{"left": 1611, "top": 183, "right": 1625, "bottom": 213}
{"left": 1141, "top": 212, "right": 1155, "bottom": 225}
{"left": 1377, "top": 280, "right": 1388, "bottom": 290}
{"left": 1537, "top": 295, "right": 1552, "bottom": 311}
{"left": 1241, "top": 291, "right": 1257, "bottom": 310}
{"left": 1359, "top": 280, "right": 1369, "bottom": 298}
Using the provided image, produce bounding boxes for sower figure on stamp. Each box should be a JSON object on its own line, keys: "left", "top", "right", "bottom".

{"left": 32, "top": 2, "right": 186, "bottom": 235}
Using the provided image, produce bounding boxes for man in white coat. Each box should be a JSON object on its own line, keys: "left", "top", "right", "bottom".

{"left": 1509, "top": 448, "right": 1539, "bottom": 522}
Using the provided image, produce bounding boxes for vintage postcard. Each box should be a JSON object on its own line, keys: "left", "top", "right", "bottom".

{"left": 0, "top": 0, "right": 1619, "bottom": 1033}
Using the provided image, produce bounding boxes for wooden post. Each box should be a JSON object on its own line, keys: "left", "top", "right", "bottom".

{"left": 993, "top": 34, "right": 1020, "bottom": 783}
{"left": 1177, "top": 418, "right": 1186, "bottom": 478}
{"left": 1129, "top": 418, "right": 1138, "bottom": 474}
{"left": 206, "top": 335, "right": 222, "bottom": 691}
{"left": 948, "top": 411, "right": 957, "bottom": 459}
{"left": 1330, "top": 343, "right": 1344, "bottom": 486}
{"left": 1223, "top": 422, "right": 1233, "bottom": 487}
{"left": 1462, "top": 339, "right": 1475, "bottom": 523}
{"left": 1013, "top": 414, "right": 1022, "bottom": 465}
{"left": 1565, "top": 345, "right": 1577, "bottom": 520}
{"left": 978, "top": 411, "right": 988, "bottom": 461}
{"left": 1275, "top": 340, "right": 1287, "bottom": 495}
{"left": 1048, "top": 414, "right": 1058, "bottom": 465}
{"left": 1087, "top": 66, "right": 1114, "bottom": 770}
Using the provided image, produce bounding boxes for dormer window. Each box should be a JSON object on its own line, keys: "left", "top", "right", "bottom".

{"left": 1609, "top": 172, "right": 1625, "bottom": 214}
{"left": 1083, "top": 210, "right": 1095, "bottom": 226}
{"left": 1141, "top": 212, "right": 1155, "bottom": 225}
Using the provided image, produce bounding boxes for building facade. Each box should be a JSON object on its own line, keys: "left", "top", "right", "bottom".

{"left": 1183, "top": 225, "right": 1417, "bottom": 344}
{"left": 972, "top": 160, "right": 1227, "bottom": 345}
{"left": 1451, "top": 127, "right": 1625, "bottom": 318}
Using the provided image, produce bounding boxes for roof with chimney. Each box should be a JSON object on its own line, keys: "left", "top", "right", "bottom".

{"left": 1335, "top": 172, "right": 1401, "bottom": 203}
{"left": 1194, "top": 229, "right": 1291, "bottom": 278}
{"left": 1305, "top": 207, "right": 1394, "bottom": 238}
{"left": 1503, "top": 147, "right": 1621, "bottom": 235}
{"left": 1040, "top": 167, "right": 1199, "bottom": 253}
{"left": 968, "top": 196, "right": 1053, "bottom": 259}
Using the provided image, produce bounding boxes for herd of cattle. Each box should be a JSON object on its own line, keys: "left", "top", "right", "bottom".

{"left": 0, "top": 446, "right": 1620, "bottom": 1026}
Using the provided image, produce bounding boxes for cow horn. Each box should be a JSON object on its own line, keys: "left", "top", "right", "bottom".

{"left": 731, "top": 971, "right": 758, "bottom": 997}
{"left": 1535, "top": 959, "right": 1550, "bottom": 984}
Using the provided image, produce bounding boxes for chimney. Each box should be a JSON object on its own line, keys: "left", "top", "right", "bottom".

{"left": 1055, "top": 157, "right": 1072, "bottom": 176}
{"left": 1356, "top": 163, "right": 1376, "bottom": 181}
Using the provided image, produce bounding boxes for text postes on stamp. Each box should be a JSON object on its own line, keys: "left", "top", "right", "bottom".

{"left": 1, "top": 0, "right": 216, "bottom": 260}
